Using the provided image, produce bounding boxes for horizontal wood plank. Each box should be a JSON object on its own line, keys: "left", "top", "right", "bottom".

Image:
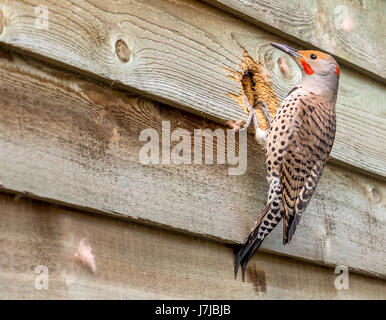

{"left": 1, "top": 192, "right": 385, "bottom": 299}
{"left": 203, "top": 0, "right": 386, "bottom": 80}
{"left": 0, "top": 48, "right": 385, "bottom": 278}
{"left": 0, "top": 0, "right": 385, "bottom": 177}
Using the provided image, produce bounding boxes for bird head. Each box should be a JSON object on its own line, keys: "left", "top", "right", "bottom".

{"left": 271, "top": 42, "right": 340, "bottom": 101}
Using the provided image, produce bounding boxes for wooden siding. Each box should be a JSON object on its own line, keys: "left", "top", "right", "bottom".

{"left": 203, "top": 0, "right": 386, "bottom": 80}
{"left": 0, "top": 48, "right": 384, "bottom": 279}
{"left": 1, "top": 192, "right": 385, "bottom": 299}
{"left": 0, "top": 0, "right": 385, "bottom": 299}
{"left": 0, "top": 0, "right": 385, "bottom": 177}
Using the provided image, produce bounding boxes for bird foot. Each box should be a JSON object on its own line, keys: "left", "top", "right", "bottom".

{"left": 228, "top": 96, "right": 271, "bottom": 145}
{"left": 236, "top": 96, "right": 257, "bottom": 132}
{"left": 255, "top": 100, "right": 272, "bottom": 125}
{"left": 239, "top": 96, "right": 270, "bottom": 144}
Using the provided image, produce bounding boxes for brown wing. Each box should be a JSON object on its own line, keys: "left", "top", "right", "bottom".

{"left": 281, "top": 95, "right": 336, "bottom": 244}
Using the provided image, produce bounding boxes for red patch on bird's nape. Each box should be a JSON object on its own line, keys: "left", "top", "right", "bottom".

{"left": 335, "top": 65, "right": 340, "bottom": 77}
{"left": 300, "top": 58, "right": 314, "bottom": 75}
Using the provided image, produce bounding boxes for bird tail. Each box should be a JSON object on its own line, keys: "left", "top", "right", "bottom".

{"left": 234, "top": 202, "right": 272, "bottom": 281}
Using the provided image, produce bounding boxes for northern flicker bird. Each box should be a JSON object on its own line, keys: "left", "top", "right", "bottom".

{"left": 234, "top": 42, "right": 340, "bottom": 281}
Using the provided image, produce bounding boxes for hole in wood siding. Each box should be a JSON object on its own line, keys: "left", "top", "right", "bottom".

{"left": 115, "top": 39, "right": 131, "bottom": 63}
{"left": 226, "top": 51, "right": 279, "bottom": 131}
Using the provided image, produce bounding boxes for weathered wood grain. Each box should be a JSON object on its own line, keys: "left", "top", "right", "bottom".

{"left": 1, "top": 192, "right": 385, "bottom": 299}
{"left": 0, "top": 48, "right": 385, "bottom": 278}
{"left": 0, "top": 0, "right": 385, "bottom": 177}
{"left": 203, "top": 0, "right": 386, "bottom": 80}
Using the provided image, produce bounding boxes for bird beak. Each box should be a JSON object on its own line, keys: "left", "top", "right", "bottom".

{"left": 270, "top": 42, "right": 302, "bottom": 59}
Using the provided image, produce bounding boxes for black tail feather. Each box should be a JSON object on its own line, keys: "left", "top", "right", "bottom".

{"left": 234, "top": 236, "right": 264, "bottom": 281}
{"left": 234, "top": 203, "right": 272, "bottom": 281}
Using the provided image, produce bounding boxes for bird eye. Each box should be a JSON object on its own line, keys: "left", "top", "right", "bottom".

{"left": 310, "top": 54, "right": 317, "bottom": 59}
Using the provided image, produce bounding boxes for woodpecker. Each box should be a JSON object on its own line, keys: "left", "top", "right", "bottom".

{"left": 235, "top": 42, "right": 340, "bottom": 281}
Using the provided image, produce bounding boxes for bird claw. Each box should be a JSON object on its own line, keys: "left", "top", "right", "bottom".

{"left": 241, "top": 96, "right": 260, "bottom": 132}
{"left": 226, "top": 120, "right": 243, "bottom": 132}
{"left": 255, "top": 100, "right": 272, "bottom": 125}
{"left": 228, "top": 96, "right": 271, "bottom": 141}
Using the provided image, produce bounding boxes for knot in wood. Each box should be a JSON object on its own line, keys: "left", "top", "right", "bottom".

{"left": 101, "top": 113, "right": 115, "bottom": 133}
{"left": 364, "top": 183, "right": 381, "bottom": 203}
{"left": 277, "top": 56, "right": 292, "bottom": 80}
{"left": 115, "top": 39, "right": 131, "bottom": 63}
